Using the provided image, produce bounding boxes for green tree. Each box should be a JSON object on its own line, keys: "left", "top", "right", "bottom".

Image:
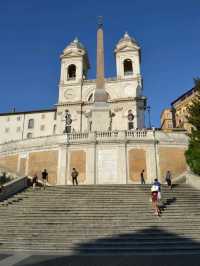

{"left": 185, "top": 78, "right": 200, "bottom": 175}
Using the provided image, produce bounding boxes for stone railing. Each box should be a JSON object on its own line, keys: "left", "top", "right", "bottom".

{"left": 126, "top": 130, "right": 147, "bottom": 138}
{"left": 0, "top": 130, "right": 150, "bottom": 152}
{"left": 68, "top": 132, "right": 89, "bottom": 140}
{"left": 0, "top": 129, "right": 188, "bottom": 155}
{"left": 67, "top": 130, "right": 149, "bottom": 143}
{"left": 0, "top": 166, "right": 23, "bottom": 185}
{"left": 96, "top": 131, "right": 119, "bottom": 138}
{"left": 186, "top": 172, "right": 200, "bottom": 190}
{"left": 0, "top": 176, "right": 28, "bottom": 202}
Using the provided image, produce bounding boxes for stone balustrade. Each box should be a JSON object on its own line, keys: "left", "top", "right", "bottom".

{"left": 68, "top": 132, "right": 89, "bottom": 140}
{"left": 126, "top": 129, "right": 147, "bottom": 138}
{"left": 0, "top": 129, "right": 188, "bottom": 155}
{"left": 67, "top": 130, "right": 148, "bottom": 142}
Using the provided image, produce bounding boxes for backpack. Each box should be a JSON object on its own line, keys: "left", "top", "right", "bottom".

{"left": 151, "top": 185, "right": 159, "bottom": 192}
{"left": 72, "top": 170, "right": 78, "bottom": 178}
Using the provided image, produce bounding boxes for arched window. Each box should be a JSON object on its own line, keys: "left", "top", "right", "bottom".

{"left": 27, "top": 132, "right": 33, "bottom": 139}
{"left": 123, "top": 59, "right": 133, "bottom": 76}
{"left": 28, "top": 119, "right": 34, "bottom": 129}
{"left": 67, "top": 64, "right": 76, "bottom": 80}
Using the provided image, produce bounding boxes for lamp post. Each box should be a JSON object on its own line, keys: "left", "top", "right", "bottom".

{"left": 146, "top": 105, "right": 152, "bottom": 129}
{"left": 80, "top": 74, "right": 85, "bottom": 132}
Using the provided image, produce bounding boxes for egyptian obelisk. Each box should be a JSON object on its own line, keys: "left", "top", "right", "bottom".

{"left": 91, "top": 17, "right": 110, "bottom": 131}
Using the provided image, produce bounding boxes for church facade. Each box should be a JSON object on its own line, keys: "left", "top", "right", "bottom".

{"left": 0, "top": 32, "right": 145, "bottom": 143}
{"left": 0, "top": 25, "right": 188, "bottom": 184}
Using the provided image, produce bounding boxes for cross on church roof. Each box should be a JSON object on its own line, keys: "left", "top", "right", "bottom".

{"left": 98, "top": 16, "right": 103, "bottom": 28}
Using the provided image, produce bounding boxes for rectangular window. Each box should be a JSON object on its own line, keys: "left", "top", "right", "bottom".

{"left": 17, "top": 116, "right": 21, "bottom": 121}
{"left": 28, "top": 119, "right": 34, "bottom": 129}
{"left": 40, "top": 125, "right": 45, "bottom": 131}
{"left": 5, "top": 128, "right": 9, "bottom": 133}
{"left": 16, "top": 127, "right": 21, "bottom": 132}
{"left": 41, "top": 114, "right": 45, "bottom": 119}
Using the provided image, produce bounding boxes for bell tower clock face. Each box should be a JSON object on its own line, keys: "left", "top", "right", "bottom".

{"left": 64, "top": 89, "right": 73, "bottom": 100}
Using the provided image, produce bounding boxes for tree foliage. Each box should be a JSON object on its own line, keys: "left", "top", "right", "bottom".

{"left": 185, "top": 79, "right": 200, "bottom": 175}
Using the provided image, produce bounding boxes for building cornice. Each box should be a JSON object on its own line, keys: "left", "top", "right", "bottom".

{"left": 0, "top": 108, "right": 56, "bottom": 117}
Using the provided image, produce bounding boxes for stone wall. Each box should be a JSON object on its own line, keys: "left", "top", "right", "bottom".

{"left": 0, "top": 130, "right": 189, "bottom": 185}
{"left": 28, "top": 150, "right": 58, "bottom": 185}
{"left": 0, "top": 155, "right": 18, "bottom": 173}
{"left": 159, "top": 147, "right": 187, "bottom": 181}
{"left": 69, "top": 150, "right": 86, "bottom": 184}
{"left": 128, "top": 149, "right": 146, "bottom": 182}
{"left": 19, "top": 158, "right": 27, "bottom": 176}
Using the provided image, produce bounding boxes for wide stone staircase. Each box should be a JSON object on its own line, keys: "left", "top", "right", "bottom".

{"left": 0, "top": 185, "right": 200, "bottom": 255}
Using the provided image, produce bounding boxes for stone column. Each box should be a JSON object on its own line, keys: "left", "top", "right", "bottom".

{"left": 57, "top": 145, "right": 67, "bottom": 185}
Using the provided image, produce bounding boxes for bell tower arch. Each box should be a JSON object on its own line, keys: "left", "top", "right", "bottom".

{"left": 58, "top": 37, "right": 90, "bottom": 104}
{"left": 115, "top": 32, "right": 141, "bottom": 81}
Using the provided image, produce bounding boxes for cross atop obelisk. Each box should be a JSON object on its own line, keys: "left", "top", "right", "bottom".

{"left": 94, "top": 16, "right": 108, "bottom": 103}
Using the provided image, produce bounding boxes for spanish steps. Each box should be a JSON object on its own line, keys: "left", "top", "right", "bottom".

{"left": 0, "top": 184, "right": 200, "bottom": 255}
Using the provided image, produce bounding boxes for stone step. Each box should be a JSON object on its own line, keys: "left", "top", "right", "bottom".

{"left": 0, "top": 184, "right": 200, "bottom": 255}
{"left": 0, "top": 235, "right": 198, "bottom": 241}
{"left": 2, "top": 225, "right": 199, "bottom": 233}
{"left": 1, "top": 226, "right": 200, "bottom": 231}
{"left": 1, "top": 243, "right": 200, "bottom": 253}
{"left": 4, "top": 199, "right": 199, "bottom": 203}
{"left": 0, "top": 214, "right": 199, "bottom": 219}
{"left": 0, "top": 232, "right": 198, "bottom": 238}
{"left": 0, "top": 221, "right": 199, "bottom": 226}
{"left": 0, "top": 247, "right": 200, "bottom": 256}
{"left": 1, "top": 241, "right": 200, "bottom": 250}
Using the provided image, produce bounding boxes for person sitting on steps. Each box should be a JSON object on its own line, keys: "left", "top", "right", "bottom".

{"left": 32, "top": 173, "right": 38, "bottom": 190}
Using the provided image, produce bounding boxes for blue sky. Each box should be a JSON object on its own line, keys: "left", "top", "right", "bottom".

{"left": 0, "top": 0, "right": 199, "bottom": 127}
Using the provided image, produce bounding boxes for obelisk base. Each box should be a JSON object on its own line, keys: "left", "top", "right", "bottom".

{"left": 91, "top": 102, "right": 110, "bottom": 132}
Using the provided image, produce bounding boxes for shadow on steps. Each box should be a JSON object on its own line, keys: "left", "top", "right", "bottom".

{"left": 13, "top": 227, "right": 200, "bottom": 266}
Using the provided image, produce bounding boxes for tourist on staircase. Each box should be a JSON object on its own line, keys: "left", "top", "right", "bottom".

{"left": 71, "top": 168, "right": 79, "bottom": 186}
{"left": 165, "top": 170, "right": 172, "bottom": 190}
{"left": 41, "top": 169, "right": 48, "bottom": 190}
{"left": 153, "top": 178, "right": 161, "bottom": 201}
{"left": 140, "top": 169, "right": 145, "bottom": 184}
{"left": 151, "top": 180, "right": 161, "bottom": 216}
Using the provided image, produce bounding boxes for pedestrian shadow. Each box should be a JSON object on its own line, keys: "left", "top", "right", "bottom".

{"left": 14, "top": 226, "right": 200, "bottom": 266}
{"left": 158, "top": 197, "right": 176, "bottom": 213}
